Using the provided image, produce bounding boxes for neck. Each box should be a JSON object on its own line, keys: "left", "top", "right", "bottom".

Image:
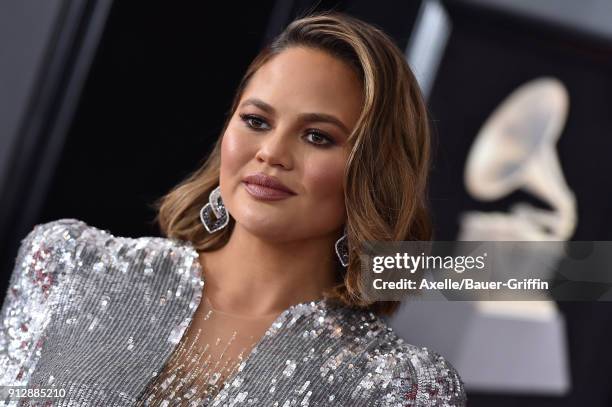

{"left": 198, "top": 223, "right": 341, "bottom": 316}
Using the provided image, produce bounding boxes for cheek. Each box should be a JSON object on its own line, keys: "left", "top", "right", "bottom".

{"left": 303, "top": 155, "right": 346, "bottom": 203}
{"left": 220, "top": 127, "right": 254, "bottom": 175}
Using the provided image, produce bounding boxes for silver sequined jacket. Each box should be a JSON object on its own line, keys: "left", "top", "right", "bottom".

{"left": 0, "top": 219, "right": 466, "bottom": 406}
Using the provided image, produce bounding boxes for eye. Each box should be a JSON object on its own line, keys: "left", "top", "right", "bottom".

{"left": 240, "top": 113, "right": 270, "bottom": 130}
{"left": 304, "top": 130, "right": 334, "bottom": 147}
{"left": 239, "top": 113, "right": 334, "bottom": 147}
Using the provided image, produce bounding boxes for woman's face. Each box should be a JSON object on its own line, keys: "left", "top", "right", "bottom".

{"left": 219, "top": 46, "right": 363, "bottom": 242}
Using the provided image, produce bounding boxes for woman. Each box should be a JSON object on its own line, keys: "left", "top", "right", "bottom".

{"left": 0, "top": 11, "right": 466, "bottom": 407}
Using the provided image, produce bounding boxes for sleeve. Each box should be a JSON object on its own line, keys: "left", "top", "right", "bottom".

{"left": 0, "top": 219, "right": 84, "bottom": 388}
{"left": 384, "top": 345, "right": 467, "bottom": 407}
{"left": 411, "top": 348, "right": 466, "bottom": 407}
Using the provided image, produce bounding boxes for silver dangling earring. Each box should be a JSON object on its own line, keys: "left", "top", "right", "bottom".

{"left": 199, "top": 185, "right": 229, "bottom": 233}
{"left": 335, "top": 226, "right": 349, "bottom": 267}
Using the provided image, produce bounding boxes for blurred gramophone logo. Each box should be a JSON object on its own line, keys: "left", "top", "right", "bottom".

{"left": 461, "top": 76, "right": 576, "bottom": 243}
{"left": 460, "top": 77, "right": 576, "bottom": 298}
{"left": 458, "top": 76, "right": 575, "bottom": 392}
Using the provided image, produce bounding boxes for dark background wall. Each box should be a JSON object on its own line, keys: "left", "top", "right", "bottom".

{"left": 39, "top": 1, "right": 278, "bottom": 238}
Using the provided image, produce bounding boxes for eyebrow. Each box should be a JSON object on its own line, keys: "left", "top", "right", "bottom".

{"left": 239, "top": 97, "right": 351, "bottom": 134}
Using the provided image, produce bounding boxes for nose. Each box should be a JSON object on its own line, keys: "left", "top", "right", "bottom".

{"left": 255, "top": 128, "right": 294, "bottom": 169}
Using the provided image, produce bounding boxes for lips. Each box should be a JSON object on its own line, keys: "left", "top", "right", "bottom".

{"left": 242, "top": 173, "right": 296, "bottom": 201}
{"left": 242, "top": 173, "right": 296, "bottom": 195}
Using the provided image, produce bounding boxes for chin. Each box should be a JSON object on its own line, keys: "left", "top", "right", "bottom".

{"left": 237, "top": 218, "right": 294, "bottom": 241}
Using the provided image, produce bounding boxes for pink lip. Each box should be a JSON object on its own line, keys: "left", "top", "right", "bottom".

{"left": 242, "top": 173, "right": 296, "bottom": 194}
{"left": 242, "top": 182, "right": 294, "bottom": 201}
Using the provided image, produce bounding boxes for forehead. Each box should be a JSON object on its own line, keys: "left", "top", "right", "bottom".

{"left": 241, "top": 47, "right": 363, "bottom": 125}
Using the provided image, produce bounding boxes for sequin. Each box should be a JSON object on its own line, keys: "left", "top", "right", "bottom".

{"left": 0, "top": 219, "right": 466, "bottom": 406}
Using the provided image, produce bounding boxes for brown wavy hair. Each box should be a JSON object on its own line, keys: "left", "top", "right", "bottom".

{"left": 151, "top": 10, "right": 433, "bottom": 318}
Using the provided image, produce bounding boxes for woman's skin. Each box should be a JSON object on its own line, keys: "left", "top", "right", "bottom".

{"left": 199, "top": 46, "right": 364, "bottom": 317}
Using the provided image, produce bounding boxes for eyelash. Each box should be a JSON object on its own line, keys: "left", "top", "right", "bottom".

{"left": 239, "top": 113, "right": 334, "bottom": 147}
